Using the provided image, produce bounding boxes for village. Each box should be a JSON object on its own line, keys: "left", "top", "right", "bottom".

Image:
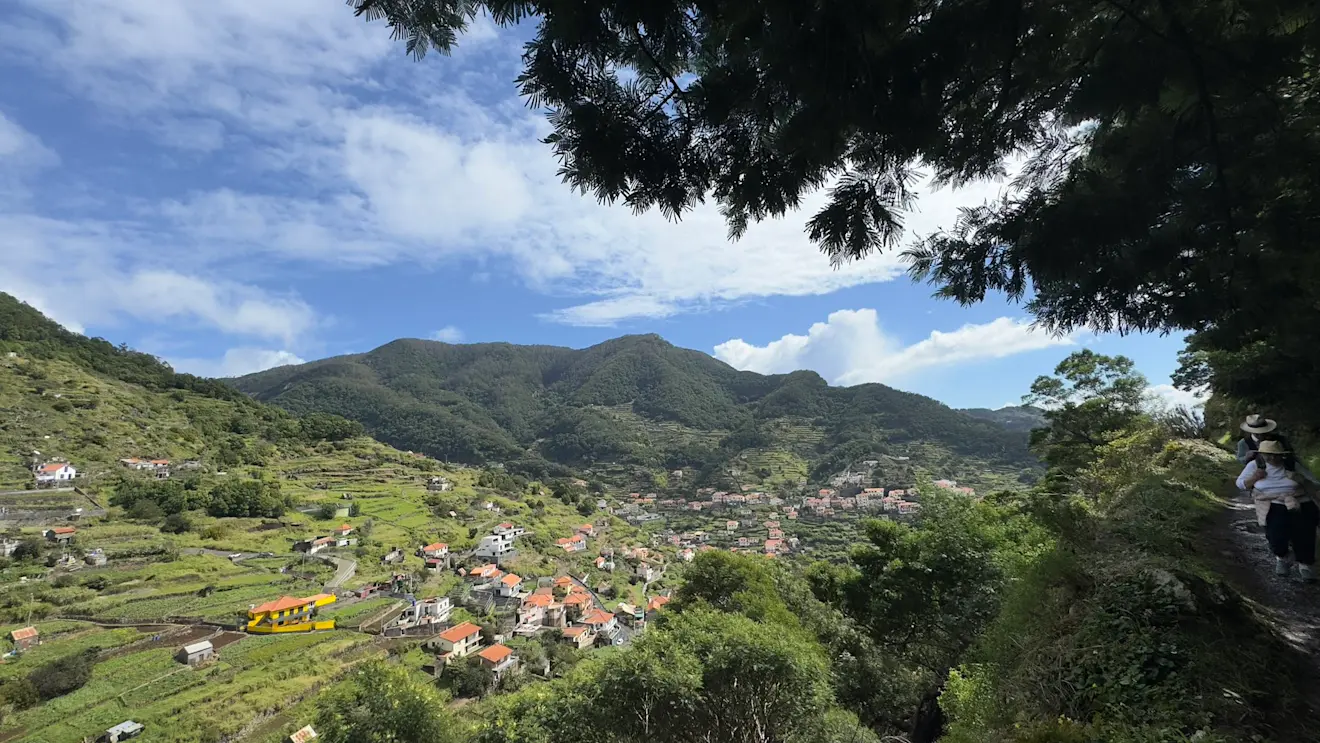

{"left": 0, "top": 444, "right": 985, "bottom": 743}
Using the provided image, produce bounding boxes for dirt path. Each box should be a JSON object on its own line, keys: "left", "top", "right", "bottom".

{"left": 1207, "top": 493, "right": 1320, "bottom": 656}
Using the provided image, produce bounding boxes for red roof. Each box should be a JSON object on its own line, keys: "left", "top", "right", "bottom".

{"left": 50, "top": 527, "right": 76, "bottom": 535}
{"left": 501, "top": 573, "right": 522, "bottom": 587}
{"left": 553, "top": 576, "right": 573, "bottom": 586}
{"left": 581, "top": 609, "right": 613, "bottom": 626}
{"left": 422, "top": 542, "right": 447, "bottom": 552}
{"left": 564, "top": 592, "right": 592, "bottom": 606}
{"left": 562, "top": 626, "right": 591, "bottom": 638}
{"left": 150, "top": 459, "right": 170, "bottom": 465}
{"left": 497, "top": 522, "right": 514, "bottom": 529}
{"left": 579, "top": 524, "right": 593, "bottom": 531}
{"left": 334, "top": 524, "right": 352, "bottom": 532}
{"left": 647, "top": 595, "right": 671, "bottom": 612}
{"left": 438, "top": 622, "right": 481, "bottom": 643}
{"left": 523, "top": 593, "right": 554, "bottom": 608}
{"left": 251, "top": 595, "right": 312, "bottom": 614}
{"left": 477, "top": 644, "right": 513, "bottom": 663}
{"left": 39, "top": 464, "right": 69, "bottom": 473}
{"left": 10, "top": 626, "right": 38, "bottom": 641}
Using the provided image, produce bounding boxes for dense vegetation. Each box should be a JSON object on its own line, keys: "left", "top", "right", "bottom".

{"left": 232, "top": 335, "right": 1034, "bottom": 476}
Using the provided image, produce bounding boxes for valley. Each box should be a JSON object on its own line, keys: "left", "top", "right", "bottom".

{"left": 0, "top": 292, "right": 1038, "bottom": 742}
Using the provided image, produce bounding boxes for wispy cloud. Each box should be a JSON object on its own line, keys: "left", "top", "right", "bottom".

{"left": 168, "top": 348, "right": 306, "bottom": 378}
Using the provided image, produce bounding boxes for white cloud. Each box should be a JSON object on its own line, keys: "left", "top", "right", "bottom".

{"left": 430, "top": 326, "right": 464, "bottom": 343}
{"left": 1145, "top": 383, "right": 1208, "bottom": 410}
{"left": 0, "top": 0, "right": 1030, "bottom": 342}
{"left": 714, "top": 310, "right": 1074, "bottom": 386}
{"left": 169, "top": 348, "right": 306, "bottom": 378}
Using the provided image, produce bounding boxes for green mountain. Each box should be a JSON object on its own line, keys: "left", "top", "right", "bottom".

{"left": 959, "top": 405, "right": 1047, "bottom": 433}
{"left": 232, "top": 335, "right": 1038, "bottom": 487}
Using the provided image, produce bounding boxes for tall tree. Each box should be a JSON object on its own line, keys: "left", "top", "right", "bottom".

{"left": 349, "top": 1, "right": 1320, "bottom": 364}
{"left": 1024, "top": 350, "right": 1147, "bottom": 473}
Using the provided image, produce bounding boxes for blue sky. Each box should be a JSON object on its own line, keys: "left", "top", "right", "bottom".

{"left": 0, "top": 1, "right": 1196, "bottom": 410}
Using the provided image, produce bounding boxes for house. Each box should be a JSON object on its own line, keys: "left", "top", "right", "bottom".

{"left": 289, "top": 725, "right": 319, "bottom": 743}
{"left": 615, "top": 602, "right": 645, "bottom": 627}
{"left": 0, "top": 538, "right": 18, "bottom": 557}
{"left": 764, "top": 520, "right": 781, "bottom": 529}
{"left": 934, "top": 479, "right": 957, "bottom": 489}
{"left": 679, "top": 548, "right": 695, "bottom": 562}
{"left": 99, "top": 720, "right": 145, "bottom": 742}
{"left": 562, "top": 590, "right": 594, "bottom": 619}
{"left": 381, "top": 548, "right": 404, "bottom": 565}
{"left": 646, "top": 595, "right": 671, "bottom": 614}
{"left": 576, "top": 523, "right": 596, "bottom": 537}
{"left": 493, "top": 522, "right": 525, "bottom": 537}
{"left": 737, "top": 537, "right": 750, "bottom": 548}
{"left": 764, "top": 539, "right": 785, "bottom": 554}
{"left": 726, "top": 520, "right": 739, "bottom": 532}
{"left": 9, "top": 626, "right": 39, "bottom": 651}
{"left": 634, "top": 561, "right": 658, "bottom": 582}
{"left": 768, "top": 529, "right": 784, "bottom": 540}
{"left": 295, "top": 536, "right": 335, "bottom": 555}
{"left": 425, "top": 557, "right": 446, "bottom": 573}
{"left": 435, "top": 621, "right": 483, "bottom": 659}
{"left": 552, "top": 575, "right": 575, "bottom": 595}
{"left": 35, "top": 463, "right": 76, "bottom": 484}
{"left": 333, "top": 524, "right": 353, "bottom": 537}
{"left": 418, "top": 542, "right": 449, "bottom": 559}
{"left": 426, "top": 476, "right": 452, "bottom": 492}
{"left": 44, "top": 526, "right": 76, "bottom": 543}
{"left": 120, "top": 458, "right": 154, "bottom": 471}
{"left": 85, "top": 548, "right": 107, "bottom": 566}
{"left": 176, "top": 640, "right": 215, "bottom": 666}
{"left": 561, "top": 625, "right": 595, "bottom": 649}
{"left": 578, "top": 608, "right": 617, "bottom": 633}
{"left": 556, "top": 534, "right": 587, "bottom": 553}
{"left": 390, "top": 597, "right": 452, "bottom": 631}
{"left": 247, "top": 594, "right": 337, "bottom": 633}
{"left": 477, "top": 643, "right": 519, "bottom": 678}
{"left": 474, "top": 533, "right": 518, "bottom": 560}
{"left": 499, "top": 573, "right": 524, "bottom": 597}
{"left": 469, "top": 563, "right": 505, "bottom": 582}
{"left": 518, "top": 593, "right": 550, "bottom": 627}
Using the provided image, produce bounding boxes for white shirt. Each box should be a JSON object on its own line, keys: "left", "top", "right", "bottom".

{"left": 1236, "top": 459, "right": 1307, "bottom": 503}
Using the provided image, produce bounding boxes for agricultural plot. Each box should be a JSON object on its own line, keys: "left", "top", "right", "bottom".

{"left": 1, "top": 629, "right": 378, "bottom": 743}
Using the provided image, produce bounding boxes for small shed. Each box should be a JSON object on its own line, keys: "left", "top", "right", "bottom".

{"left": 176, "top": 640, "right": 215, "bottom": 666}
{"left": 9, "top": 626, "right": 39, "bottom": 651}
{"left": 100, "top": 720, "right": 145, "bottom": 742}
{"left": 289, "top": 724, "right": 319, "bottom": 743}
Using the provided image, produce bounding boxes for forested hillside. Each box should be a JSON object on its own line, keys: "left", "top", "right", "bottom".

{"left": 232, "top": 335, "right": 1036, "bottom": 481}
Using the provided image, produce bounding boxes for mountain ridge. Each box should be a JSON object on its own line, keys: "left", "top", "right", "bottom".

{"left": 231, "top": 335, "right": 1037, "bottom": 481}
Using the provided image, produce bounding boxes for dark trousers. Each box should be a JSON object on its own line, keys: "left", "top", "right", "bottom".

{"left": 1265, "top": 501, "right": 1320, "bottom": 564}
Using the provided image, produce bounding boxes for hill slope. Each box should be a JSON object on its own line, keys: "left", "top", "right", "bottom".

{"left": 232, "top": 335, "right": 1038, "bottom": 483}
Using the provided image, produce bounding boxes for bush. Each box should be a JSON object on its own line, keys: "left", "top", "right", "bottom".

{"left": 29, "top": 649, "right": 98, "bottom": 700}
{"left": 317, "top": 502, "right": 338, "bottom": 520}
{"left": 128, "top": 499, "right": 165, "bottom": 522}
{"left": 201, "top": 524, "right": 229, "bottom": 540}
{"left": 51, "top": 573, "right": 77, "bottom": 588}
{"left": 161, "top": 513, "right": 192, "bottom": 534}
{"left": 0, "top": 677, "right": 39, "bottom": 711}
{"left": 12, "top": 538, "right": 43, "bottom": 562}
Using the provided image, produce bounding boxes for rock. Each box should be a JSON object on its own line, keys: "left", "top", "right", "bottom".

{"left": 1146, "top": 568, "right": 1198, "bottom": 612}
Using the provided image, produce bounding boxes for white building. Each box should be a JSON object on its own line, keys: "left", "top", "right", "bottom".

{"left": 474, "top": 533, "right": 518, "bottom": 559}
{"left": 35, "top": 463, "right": 76, "bottom": 484}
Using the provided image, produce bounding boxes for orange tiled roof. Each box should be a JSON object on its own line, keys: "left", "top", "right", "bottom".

{"left": 647, "top": 595, "right": 671, "bottom": 612}
{"left": 553, "top": 576, "right": 573, "bottom": 586}
{"left": 523, "top": 593, "right": 554, "bottom": 608}
{"left": 564, "top": 592, "right": 592, "bottom": 606}
{"left": 562, "top": 625, "right": 590, "bottom": 637}
{"left": 10, "top": 626, "right": 38, "bottom": 641}
{"left": 478, "top": 644, "right": 512, "bottom": 663}
{"left": 581, "top": 609, "right": 613, "bottom": 625}
{"left": 501, "top": 573, "right": 522, "bottom": 587}
{"left": 438, "top": 622, "right": 481, "bottom": 643}
{"left": 39, "top": 463, "right": 68, "bottom": 473}
{"left": 251, "top": 596, "right": 311, "bottom": 614}
{"left": 422, "top": 542, "right": 447, "bottom": 551}
{"left": 50, "top": 526, "right": 76, "bottom": 535}
{"left": 497, "top": 522, "right": 514, "bottom": 529}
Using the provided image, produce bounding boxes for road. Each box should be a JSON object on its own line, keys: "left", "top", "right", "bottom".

{"left": 181, "top": 548, "right": 267, "bottom": 561}
{"left": 322, "top": 555, "right": 357, "bottom": 589}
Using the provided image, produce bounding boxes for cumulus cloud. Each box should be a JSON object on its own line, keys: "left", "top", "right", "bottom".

{"left": 1145, "top": 383, "right": 1208, "bottom": 410}
{"left": 430, "top": 326, "right": 464, "bottom": 343}
{"left": 168, "top": 348, "right": 306, "bottom": 378}
{"left": 714, "top": 310, "right": 1074, "bottom": 386}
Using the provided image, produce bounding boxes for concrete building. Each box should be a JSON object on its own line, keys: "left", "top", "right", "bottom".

{"left": 176, "top": 640, "right": 215, "bottom": 666}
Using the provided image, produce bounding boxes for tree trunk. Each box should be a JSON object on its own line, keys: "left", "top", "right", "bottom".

{"left": 909, "top": 689, "right": 945, "bottom": 743}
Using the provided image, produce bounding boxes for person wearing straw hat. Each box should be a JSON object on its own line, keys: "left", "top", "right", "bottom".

{"left": 1236, "top": 439, "right": 1320, "bottom": 581}
{"left": 1236, "top": 414, "right": 1317, "bottom": 482}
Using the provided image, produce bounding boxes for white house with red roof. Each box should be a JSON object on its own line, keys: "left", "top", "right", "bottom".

{"left": 477, "top": 643, "right": 519, "bottom": 678}
{"left": 35, "top": 463, "right": 76, "bottom": 484}
{"left": 556, "top": 534, "right": 587, "bottom": 552}
{"left": 498, "top": 573, "right": 524, "bottom": 597}
{"left": 418, "top": 542, "right": 448, "bottom": 558}
{"left": 435, "top": 621, "right": 483, "bottom": 659}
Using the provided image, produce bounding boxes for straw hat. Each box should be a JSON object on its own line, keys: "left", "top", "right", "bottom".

{"left": 1241, "top": 415, "right": 1278, "bottom": 435}
{"left": 1257, "top": 440, "right": 1290, "bottom": 455}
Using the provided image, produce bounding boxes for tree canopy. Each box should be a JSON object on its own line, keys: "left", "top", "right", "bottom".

{"left": 351, "top": 1, "right": 1320, "bottom": 427}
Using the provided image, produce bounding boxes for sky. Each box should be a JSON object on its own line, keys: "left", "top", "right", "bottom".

{"left": 0, "top": 1, "right": 1201, "bottom": 410}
